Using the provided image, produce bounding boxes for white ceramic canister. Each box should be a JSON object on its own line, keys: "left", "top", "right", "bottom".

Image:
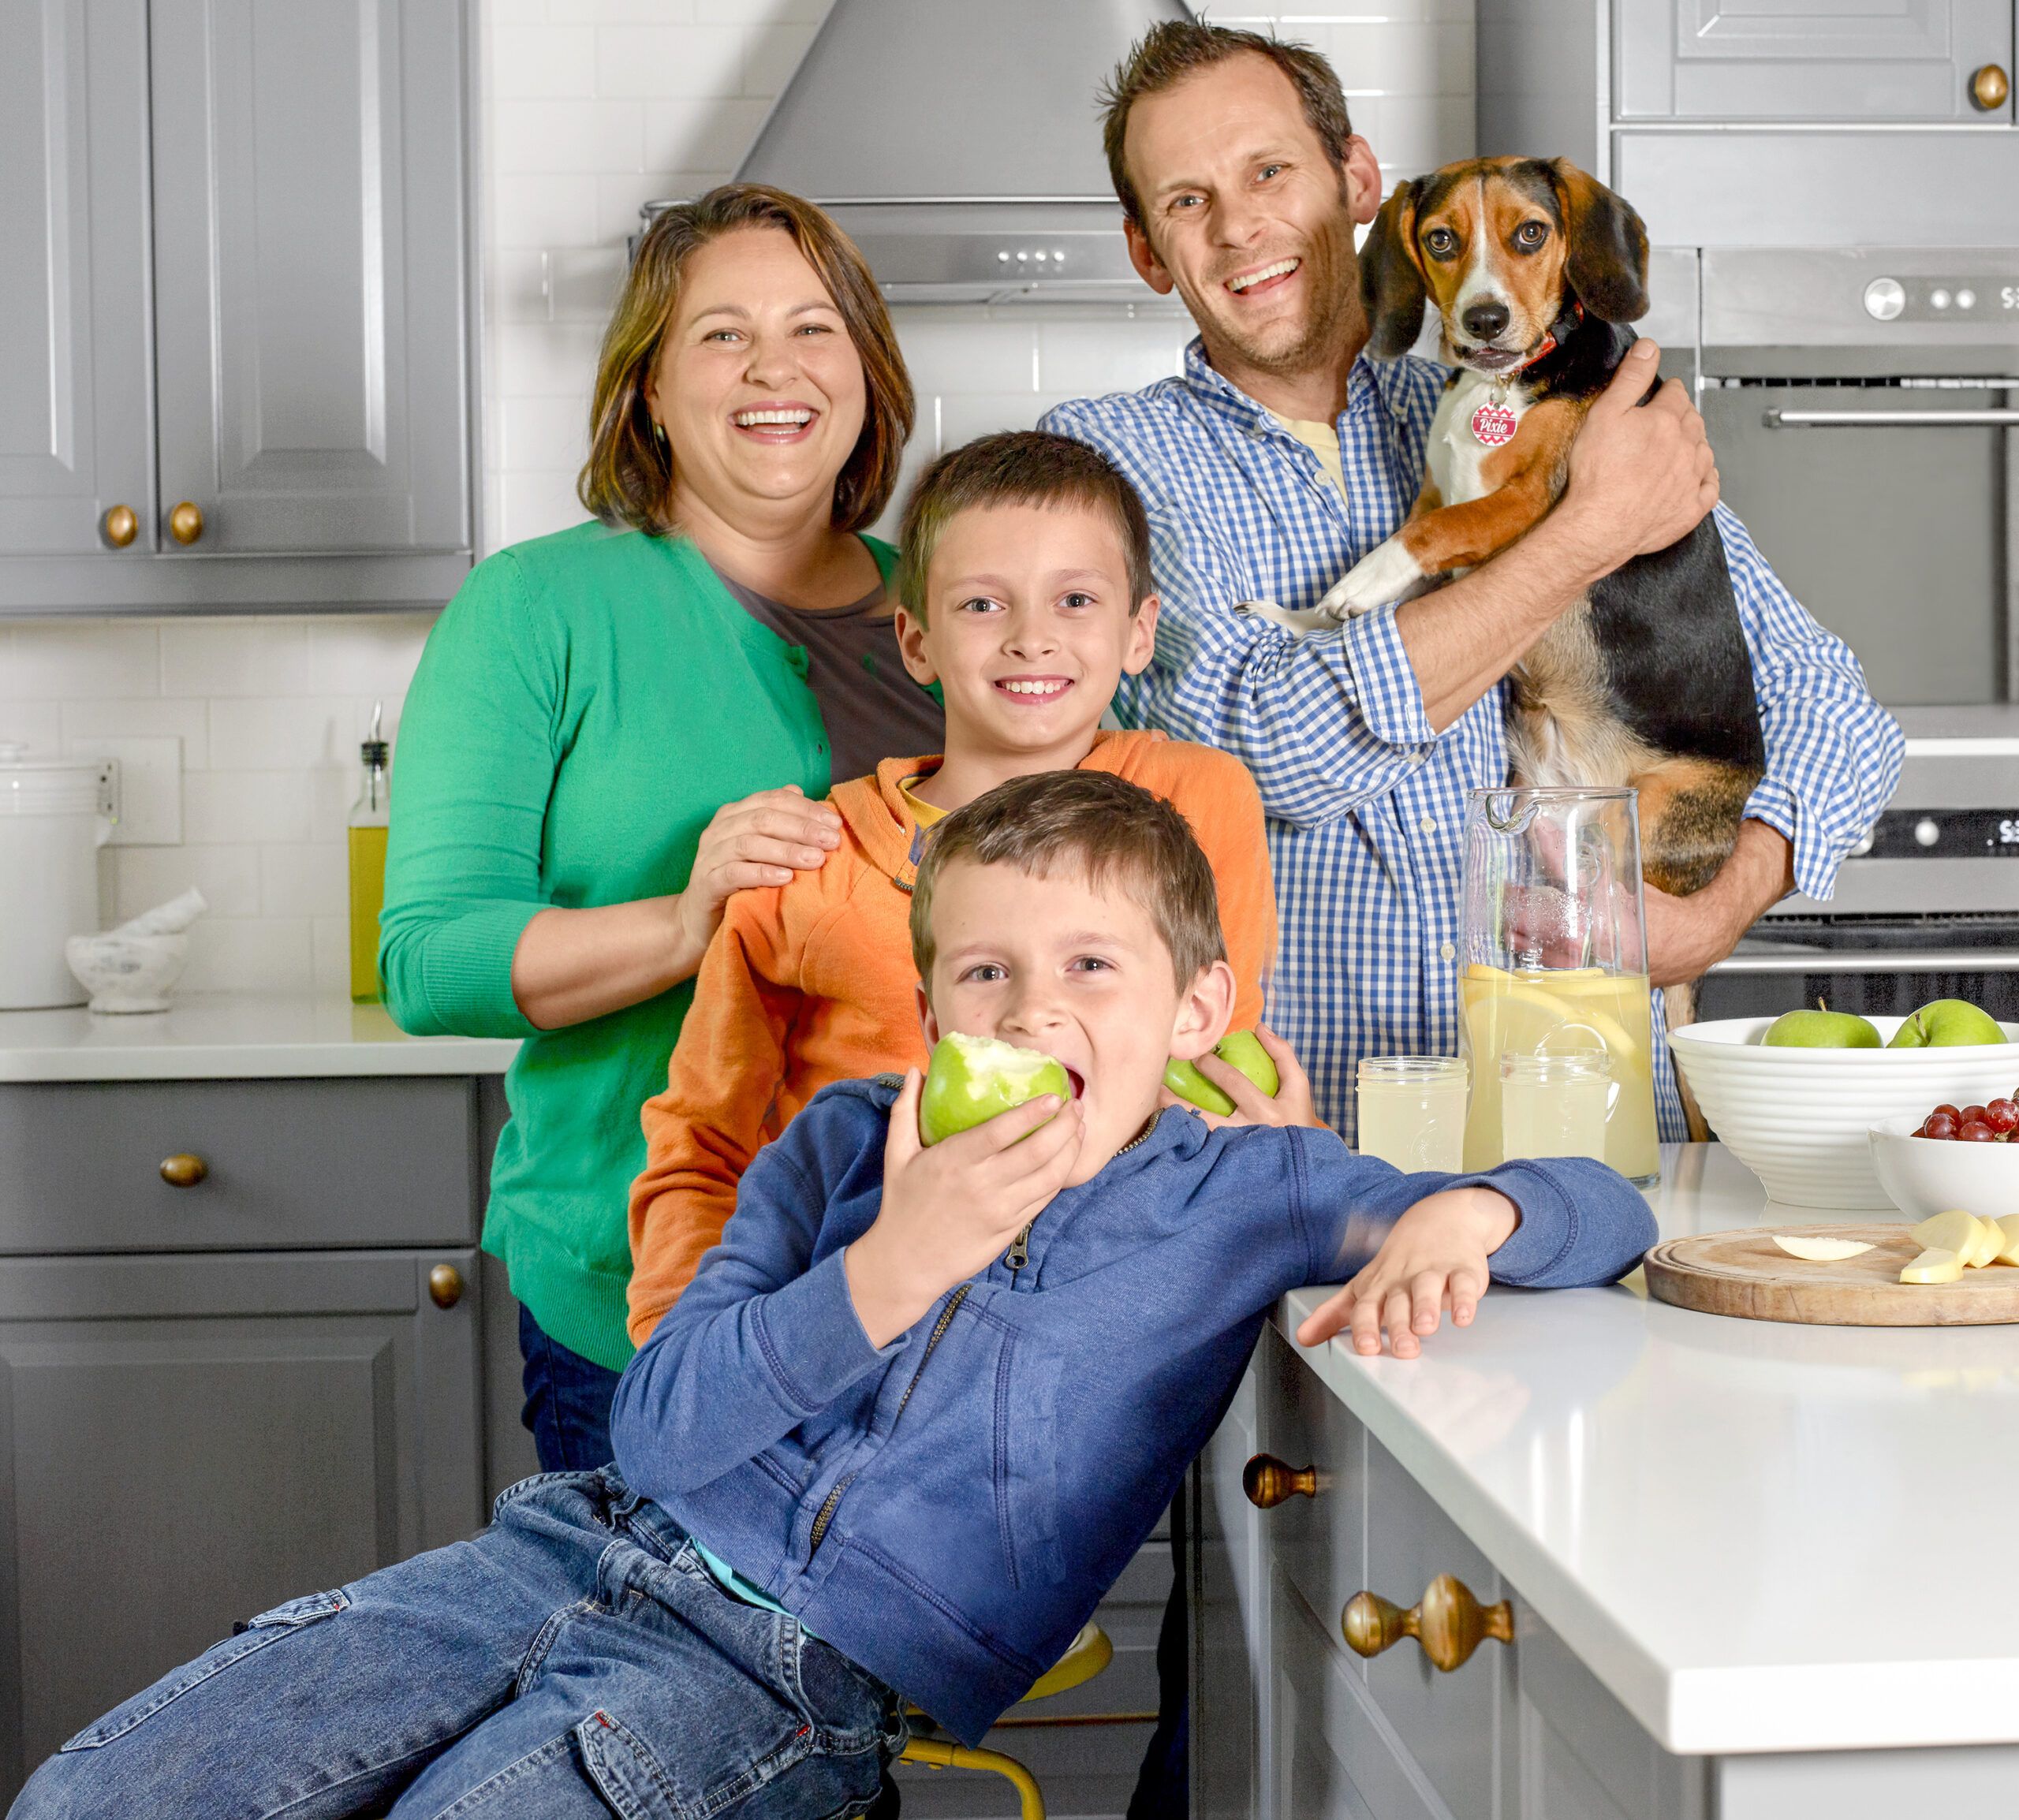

{"left": 0, "top": 745, "right": 117, "bottom": 1009}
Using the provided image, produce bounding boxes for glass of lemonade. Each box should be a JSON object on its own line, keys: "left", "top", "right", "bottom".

{"left": 1357, "top": 1057, "right": 1469, "bottom": 1171}
{"left": 1499, "top": 1049, "right": 1611, "bottom": 1162}
{"left": 1459, "top": 786, "right": 1659, "bottom": 1183}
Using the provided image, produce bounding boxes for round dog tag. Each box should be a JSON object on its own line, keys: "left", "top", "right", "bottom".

{"left": 1470, "top": 401, "right": 1517, "bottom": 447}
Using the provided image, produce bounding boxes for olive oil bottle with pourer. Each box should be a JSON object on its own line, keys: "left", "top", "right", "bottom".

{"left": 348, "top": 702, "right": 390, "bottom": 1001}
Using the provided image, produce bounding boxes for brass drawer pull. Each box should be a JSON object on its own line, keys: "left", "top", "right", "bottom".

{"left": 1342, "top": 1573, "right": 1513, "bottom": 1672}
{"left": 428, "top": 1263, "right": 465, "bottom": 1309}
{"left": 1971, "top": 63, "right": 2008, "bottom": 110}
{"left": 101, "top": 505, "right": 138, "bottom": 547}
{"left": 159, "top": 1153, "right": 208, "bottom": 1188}
{"left": 168, "top": 501, "right": 205, "bottom": 545}
{"left": 1243, "top": 1453, "right": 1319, "bottom": 1507}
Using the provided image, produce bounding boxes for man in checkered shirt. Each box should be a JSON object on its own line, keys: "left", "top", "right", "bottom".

{"left": 1042, "top": 21, "right": 1903, "bottom": 1151}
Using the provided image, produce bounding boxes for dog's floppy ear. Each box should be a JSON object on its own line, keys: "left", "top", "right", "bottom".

{"left": 1358, "top": 179, "right": 1427, "bottom": 360}
{"left": 1548, "top": 160, "right": 1648, "bottom": 323}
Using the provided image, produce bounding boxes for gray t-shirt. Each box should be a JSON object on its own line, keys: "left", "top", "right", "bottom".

{"left": 711, "top": 561, "right": 946, "bottom": 787}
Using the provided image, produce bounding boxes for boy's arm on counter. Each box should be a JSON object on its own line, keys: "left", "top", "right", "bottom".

{"left": 1287, "top": 1131, "right": 1657, "bottom": 1290}
{"left": 612, "top": 1091, "right": 901, "bottom": 1504}
{"left": 627, "top": 889, "right": 804, "bottom": 1345}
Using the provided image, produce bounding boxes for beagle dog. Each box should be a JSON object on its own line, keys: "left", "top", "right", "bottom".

{"left": 1256, "top": 157, "right": 1764, "bottom": 905}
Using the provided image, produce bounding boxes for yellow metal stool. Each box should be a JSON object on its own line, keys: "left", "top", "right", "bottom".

{"left": 897, "top": 1621, "right": 1114, "bottom": 1820}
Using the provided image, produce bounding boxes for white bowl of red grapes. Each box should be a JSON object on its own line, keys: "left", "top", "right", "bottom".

{"left": 1870, "top": 1098, "right": 2019, "bottom": 1221}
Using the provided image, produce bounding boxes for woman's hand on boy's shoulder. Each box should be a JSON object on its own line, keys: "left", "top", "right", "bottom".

{"left": 843, "top": 1069, "right": 1083, "bottom": 1349}
{"left": 1294, "top": 1187, "right": 1518, "bottom": 1359}
{"left": 1160, "top": 1026, "right": 1328, "bottom": 1132}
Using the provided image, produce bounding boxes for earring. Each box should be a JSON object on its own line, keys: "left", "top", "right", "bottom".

{"left": 650, "top": 419, "right": 668, "bottom": 449}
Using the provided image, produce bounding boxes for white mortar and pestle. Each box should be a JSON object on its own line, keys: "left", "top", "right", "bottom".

{"left": 66, "top": 888, "right": 209, "bottom": 1013}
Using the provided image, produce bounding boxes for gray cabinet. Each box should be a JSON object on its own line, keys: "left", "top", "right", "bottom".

{"left": 0, "top": 1078, "right": 488, "bottom": 1804}
{"left": 0, "top": 0, "right": 473, "bottom": 615}
{"left": 1616, "top": 0, "right": 2013, "bottom": 122}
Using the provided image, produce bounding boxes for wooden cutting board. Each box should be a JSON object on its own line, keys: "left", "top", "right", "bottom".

{"left": 1644, "top": 1224, "right": 2019, "bottom": 1326}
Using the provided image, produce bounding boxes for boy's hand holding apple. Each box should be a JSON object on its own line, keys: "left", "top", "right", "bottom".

{"left": 1161, "top": 1024, "right": 1326, "bottom": 1130}
{"left": 1295, "top": 1187, "right": 1519, "bottom": 1359}
{"left": 845, "top": 1068, "right": 1084, "bottom": 1348}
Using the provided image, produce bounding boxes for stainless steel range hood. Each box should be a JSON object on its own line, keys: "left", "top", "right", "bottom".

{"left": 723, "top": 0, "right": 1193, "bottom": 303}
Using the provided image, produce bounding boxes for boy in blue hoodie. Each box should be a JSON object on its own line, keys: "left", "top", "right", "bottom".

{"left": 14, "top": 772, "right": 1655, "bottom": 1820}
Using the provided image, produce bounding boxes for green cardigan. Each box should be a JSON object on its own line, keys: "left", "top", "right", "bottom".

{"left": 382, "top": 520, "right": 898, "bottom": 1370}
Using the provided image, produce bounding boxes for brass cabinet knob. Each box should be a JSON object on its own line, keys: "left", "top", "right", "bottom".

{"left": 1243, "top": 1453, "right": 1319, "bottom": 1508}
{"left": 427, "top": 1263, "right": 465, "bottom": 1310}
{"left": 1972, "top": 63, "right": 2009, "bottom": 110}
{"left": 1343, "top": 1574, "right": 1513, "bottom": 1673}
{"left": 101, "top": 505, "right": 138, "bottom": 548}
{"left": 167, "top": 501, "right": 205, "bottom": 545}
{"left": 159, "top": 1153, "right": 208, "bottom": 1188}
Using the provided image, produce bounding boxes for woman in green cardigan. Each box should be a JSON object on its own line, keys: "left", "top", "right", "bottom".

{"left": 380, "top": 185, "right": 942, "bottom": 1472}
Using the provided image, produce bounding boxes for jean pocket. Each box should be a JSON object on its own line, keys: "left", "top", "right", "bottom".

{"left": 58, "top": 1588, "right": 349, "bottom": 1751}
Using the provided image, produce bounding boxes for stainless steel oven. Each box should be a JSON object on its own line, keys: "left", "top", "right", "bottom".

{"left": 1697, "top": 249, "right": 2019, "bottom": 706}
{"left": 1702, "top": 710, "right": 2019, "bottom": 1021}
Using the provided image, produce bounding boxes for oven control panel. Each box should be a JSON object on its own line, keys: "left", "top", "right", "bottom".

{"left": 1852, "top": 809, "right": 2019, "bottom": 859}
{"left": 1861, "top": 276, "right": 2013, "bottom": 323}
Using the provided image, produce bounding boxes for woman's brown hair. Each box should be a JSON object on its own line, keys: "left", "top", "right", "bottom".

{"left": 577, "top": 184, "right": 915, "bottom": 537}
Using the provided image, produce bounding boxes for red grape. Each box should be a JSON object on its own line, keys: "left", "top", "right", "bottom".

{"left": 1961, "top": 1121, "right": 1998, "bottom": 1142}
{"left": 1987, "top": 1099, "right": 2019, "bottom": 1133}
{"left": 1924, "top": 1113, "right": 1960, "bottom": 1140}
{"left": 1935, "top": 1104, "right": 1963, "bottom": 1121}
{"left": 1963, "top": 1106, "right": 1989, "bottom": 1126}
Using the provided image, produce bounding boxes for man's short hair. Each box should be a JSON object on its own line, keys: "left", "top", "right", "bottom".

{"left": 1099, "top": 21, "right": 1355, "bottom": 229}
{"left": 895, "top": 431, "right": 1154, "bottom": 621}
{"left": 909, "top": 770, "right": 1226, "bottom": 990}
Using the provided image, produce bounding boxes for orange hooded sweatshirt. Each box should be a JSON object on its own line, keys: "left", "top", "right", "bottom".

{"left": 626, "top": 729, "right": 1276, "bottom": 1344}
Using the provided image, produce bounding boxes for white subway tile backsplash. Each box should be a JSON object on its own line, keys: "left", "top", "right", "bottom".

{"left": 208, "top": 699, "right": 369, "bottom": 772}
{"left": 1036, "top": 318, "right": 1190, "bottom": 397}
{"left": 2, "top": 622, "right": 160, "bottom": 699}
{"left": 491, "top": 24, "right": 599, "bottom": 99}
{"left": 887, "top": 311, "right": 1042, "bottom": 401}
{"left": 181, "top": 917, "right": 315, "bottom": 994}
{"left": 493, "top": 172, "right": 606, "bottom": 250}
{"left": 60, "top": 697, "right": 211, "bottom": 767}
{"left": 493, "top": 99, "right": 647, "bottom": 174}
{"left": 114, "top": 845, "right": 263, "bottom": 923}
{"left": 311, "top": 916, "right": 353, "bottom": 997}
{"left": 593, "top": 25, "right": 745, "bottom": 99}
{"left": 303, "top": 616, "right": 436, "bottom": 696}
{"left": 643, "top": 96, "right": 771, "bottom": 173}
{"left": 501, "top": 469, "right": 593, "bottom": 547}
{"left": 691, "top": 0, "right": 832, "bottom": 24}
{"left": 937, "top": 392, "right": 1084, "bottom": 453}
{"left": 741, "top": 22, "right": 819, "bottom": 96}
{"left": 0, "top": 701, "right": 62, "bottom": 754}
{"left": 184, "top": 772, "right": 313, "bottom": 846}
{"left": 494, "top": 322, "right": 607, "bottom": 396}
{"left": 259, "top": 843, "right": 350, "bottom": 919}
{"left": 502, "top": 393, "right": 594, "bottom": 473}
{"left": 159, "top": 620, "right": 311, "bottom": 699}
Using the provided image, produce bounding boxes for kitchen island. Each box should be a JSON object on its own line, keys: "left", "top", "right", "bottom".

{"left": 1205, "top": 1143, "right": 2019, "bottom": 1820}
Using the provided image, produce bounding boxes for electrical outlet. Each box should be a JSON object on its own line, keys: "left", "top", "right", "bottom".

{"left": 65, "top": 736, "right": 182, "bottom": 845}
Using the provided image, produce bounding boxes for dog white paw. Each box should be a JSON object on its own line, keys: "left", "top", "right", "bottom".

{"left": 1234, "top": 599, "right": 1338, "bottom": 636}
{"left": 1316, "top": 539, "right": 1424, "bottom": 618}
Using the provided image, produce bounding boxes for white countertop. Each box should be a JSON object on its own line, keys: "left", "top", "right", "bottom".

{"left": 0, "top": 994, "right": 520, "bottom": 1080}
{"left": 1279, "top": 1143, "right": 2019, "bottom": 1758}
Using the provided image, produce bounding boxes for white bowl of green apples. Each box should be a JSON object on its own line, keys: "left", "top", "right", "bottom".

{"left": 1668, "top": 999, "right": 2019, "bottom": 1209}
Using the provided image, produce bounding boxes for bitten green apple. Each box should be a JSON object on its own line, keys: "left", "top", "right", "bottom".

{"left": 918, "top": 1032, "right": 1073, "bottom": 1146}
{"left": 1889, "top": 998, "right": 2007, "bottom": 1049}
{"left": 1165, "top": 1030, "right": 1281, "bottom": 1116}
{"left": 1760, "top": 1008, "right": 1882, "bottom": 1049}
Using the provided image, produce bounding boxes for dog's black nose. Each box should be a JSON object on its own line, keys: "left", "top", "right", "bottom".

{"left": 1461, "top": 299, "right": 1510, "bottom": 341}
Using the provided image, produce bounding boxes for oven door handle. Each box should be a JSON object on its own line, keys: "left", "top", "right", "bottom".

{"left": 1711, "top": 949, "right": 2019, "bottom": 973}
{"left": 1765, "top": 408, "right": 2019, "bottom": 428}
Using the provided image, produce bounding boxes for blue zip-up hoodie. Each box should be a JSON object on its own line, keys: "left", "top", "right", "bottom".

{"left": 610, "top": 1079, "right": 1655, "bottom": 1745}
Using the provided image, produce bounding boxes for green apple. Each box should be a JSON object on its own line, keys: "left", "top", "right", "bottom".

{"left": 1760, "top": 1008, "right": 1882, "bottom": 1049}
{"left": 918, "top": 1032, "right": 1072, "bottom": 1146}
{"left": 1890, "top": 998, "right": 2008, "bottom": 1049}
{"left": 1165, "top": 1030, "right": 1281, "bottom": 1116}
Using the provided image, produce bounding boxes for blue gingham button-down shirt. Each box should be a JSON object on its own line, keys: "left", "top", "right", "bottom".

{"left": 1042, "top": 341, "right": 1904, "bottom": 1142}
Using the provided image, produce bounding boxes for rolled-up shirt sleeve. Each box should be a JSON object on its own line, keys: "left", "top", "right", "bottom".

{"left": 1719, "top": 503, "right": 1904, "bottom": 900}
{"left": 1046, "top": 402, "right": 1440, "bottom": 830}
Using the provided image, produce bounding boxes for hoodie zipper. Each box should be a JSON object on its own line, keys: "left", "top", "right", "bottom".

{"left": 807, "top": 1283, "right": 972, "bottom": 1559}
{"left": 1002, "top": 1113, "right": 1159, "bottom": 1286}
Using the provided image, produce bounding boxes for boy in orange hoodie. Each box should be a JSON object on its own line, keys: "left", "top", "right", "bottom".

{"left": 627, "top": 430, "right": 1278, "bottom": 1343}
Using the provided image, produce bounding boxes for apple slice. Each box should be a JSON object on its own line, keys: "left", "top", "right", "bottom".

{"left": 1913, "top": 1210, "right": 1984, "bottom": 1262}
{"left": 1900, "top": 1247, "right": 1964, "bottom": 1285}
{"left": 1995, "top": 1214, "right": 2019, "bottom": 1266}
{"left": 1965, "top": 1215, "right": 2006, "bottom": 1270}
{"left": 1771, "top": 1235, "right": 1875, "bottom": 1262}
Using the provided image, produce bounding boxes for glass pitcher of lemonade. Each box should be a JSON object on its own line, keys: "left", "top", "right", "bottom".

{"left": 1459, "top": 786, "right": 1659, "bottom": 1183}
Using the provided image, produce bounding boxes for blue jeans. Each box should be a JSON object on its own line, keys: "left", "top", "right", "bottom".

{"left": 520, "top": 1303, "right": 625, "bottom": 1473}
{"left": 13, "top": 1468, "right": 905, "bottom": 1820}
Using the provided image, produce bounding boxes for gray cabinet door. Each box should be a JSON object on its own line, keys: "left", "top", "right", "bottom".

{"left": 149, "top": 0, "right": 470, "bottom": 555}
{"left": 1195, "top": 1359, "right": 1267, "bottom": 1820}
{"left": 0, "top": 1247, "right": 482, "bottom": 1799}
{"left": 0, "top": 0, "right": 152, "bottom": 559}
{"left": 1617, "top": 0, "right": 2013, "bottom": 120}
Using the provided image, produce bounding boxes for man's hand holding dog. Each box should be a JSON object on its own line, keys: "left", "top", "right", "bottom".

{"left": 1557, "top": 341, "right": 1720, "bottom": 582}
{"left": 845, "top": 1069, "right": 1084, "bottom": 1347}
